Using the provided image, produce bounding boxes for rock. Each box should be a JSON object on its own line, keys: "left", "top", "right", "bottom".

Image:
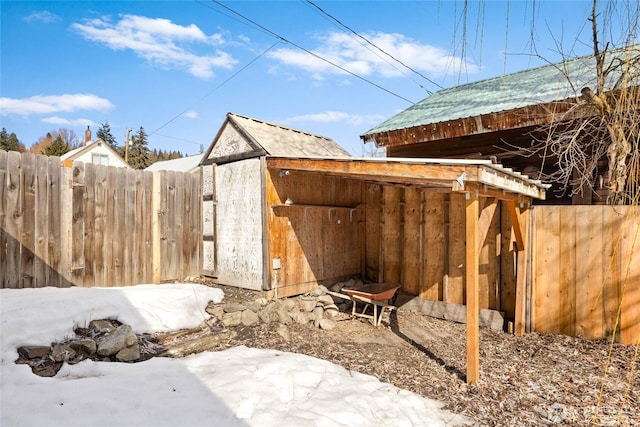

{"left": 96, "top": 324, "right": 137, "bottom": 357}
{"left": 245, "top": 301, "right": 261, "bottom": 313}
{"left": 255, "top": 297, "right": 270, "bottom": 307}
{"left": 116, "top": 344, "right": 141, "bottom": 362}
{"left": 18, "top": 345, "right": 51, "bottom": 359}
{"left": 52, "top": 343, "right": 76, "bottom": 362}
{"left": 205, "top": 305, "right": 224, "bottom": 320}
{"left": 89, "top": 319, "right": 117, "bottom": 335}
{"left": 319, "top": 319, "right": 336, "bottom": 330}
{"left": 276, "top": 306, "right": 292, "bottom": 325}
{"left": 33, "top": 360, "right": 63, "bottom": 377}
{"left": 223, "top": 303, "right": 247, "bottom": 313}
{"left": 276, "top": 325, "right": 291, "bottom": 342}
{"left": 299, "top": 297, "right": 317, "bottom": 312}
{"left": 159, "top": 330, "right": 234, "bottom": 358}
{"left": 312, "top": 307, "right": 324, "bottom": 328}
{"left": 308, "top": 285, "right": 328, "bottom": 297}
{"left": 281, "top": 298, "right": 296, "bottom": 312}
{"left": 324, "top": 304, "right": 340, "bottom": 318}
{"left": 290, "top": 311, "right": 310, "bottom": 325}
{"left": 69, "top": 339, "right": 97, "bottom": 356}
{"left": 330, "top": 282, "right": 345, "bottom": 292}
{"left": 222, "top": 311, "right": 242, "bottom": 327}
{"left": 241, "top": 309, "right": 260, "bottom": 326}
{"left": 316, "top": 295, "right": 334, "bottom": 306}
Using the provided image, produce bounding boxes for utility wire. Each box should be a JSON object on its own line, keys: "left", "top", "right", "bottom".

{"left": 148, "top": 41, "right": 280, "bottom": 138}
{"left": 305, "top": 0, "right": 443, "bottom": 93}
{"left": 209, "top": 0, "right": 415, "bottom": 104}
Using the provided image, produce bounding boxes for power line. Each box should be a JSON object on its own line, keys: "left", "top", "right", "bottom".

{"left": 209, "top": 0, "right": 416, "bottom": 104}
{"left": 305, "top": 0, "right": 443, "bottom": 93}
{"left": 148, "top": 41, "right": 280, "bottom": 138}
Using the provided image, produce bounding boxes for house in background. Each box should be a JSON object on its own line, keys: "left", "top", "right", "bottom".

{"left": 361, "top": 47, "right": 638, "bottom": 204}
{"left": 61, "top": 126, "right": 130, "bottom": 169}
{"left": 145, "top": 154, "right": 203, "bottom": 173}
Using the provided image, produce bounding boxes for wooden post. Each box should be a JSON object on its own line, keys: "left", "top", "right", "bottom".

{"left": 514, "top": 206, "right": 530, "bottom": 336}
{"left": 465, "top": 192, "right": 480, "bottom": 384}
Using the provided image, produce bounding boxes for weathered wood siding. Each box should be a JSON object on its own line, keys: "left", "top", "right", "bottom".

{"left": 267, "top": 169, "right": 362, "bottom": 297}
{"left": 213, "top": 158, "right": 265, "bottom": 290}
{"left": 364, "top": 184, "right": 513, "bottom": 316}
{"left": 0, "top": 151, "right": 201, "bottom": 288}
{"left": 532, "top": 205, "right": 640, "bottom": 345}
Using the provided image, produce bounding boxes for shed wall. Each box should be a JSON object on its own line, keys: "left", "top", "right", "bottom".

{"left": 213, "top": 158, "right": 264, "bottom": 290}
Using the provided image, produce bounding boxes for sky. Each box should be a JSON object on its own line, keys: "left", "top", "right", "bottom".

{"left": 0, "top": 1, "right": 630, "bottom": 156}
{"left": 0, "top": 283, "right": 473, "bottom": 426}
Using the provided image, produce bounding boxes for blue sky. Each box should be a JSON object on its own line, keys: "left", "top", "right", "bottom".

{"left": 0, "top": 1, "right": 628, "bottom": 156}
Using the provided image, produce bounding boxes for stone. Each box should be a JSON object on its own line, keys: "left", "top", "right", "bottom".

{"left": 205, "top": 305, "right": 224, "bottom": 320}
{"left": 312, "top": 307, "right": 324, "bottom": 328}
{"left": 69, "top": 339, "right": 97, "bottom": 356}
{"left": 316, "top": 295, "right": 334, "bottom": 306}
{"left": 18, "top": 345, "right": 51, "bottom": 359}
{"left": 97, "top": 324, "right": 137, "bottom": 357}
{"left": 276, "top": 306, "right": 292, "bottom": 325}
{"left": 245, "top": 301, "right": 261, "bottom": 313}
{"left": 223, "top": 303, "right": 247, "bottom": 313}
{"left": 290, "top": 311, "right": 310, "bottom": 325}
{"left": 255, "top": 297, "right": 270, "bottom": 306}
{"left": 319, "top": 319, "right": 336, "bottom": 330}
{"left": 324, "top": 304, "right": 340, "bottom": 318}
{"left": 281, "top": 298, "right": 296, "bottom": 312}
{"left": 52, "top": 343, "right": 76, "bottom": 362}
{"left": 258, "top": 303, "right": 279, "bottom": 323}
{"left": 222, "top": 311, "right": 242, "bottom": 327}
{"left": 308, "top": 285, "right": 328, "bottom": 297}
{"left": 276, "top": 325, "right": 291, "bottom": 342}
{"left": 299, "top": 297, "right": 317, "bottom": 312}
{"left": 241, "top": 309, "right": 260, "bottom": 326}
{"left": 33, "top": 361, "right": 63, "bottom": 377}
{"left": 89, "top": 319, "right": 117, "bottom": 335}
{"left": 116, "top": 344, "right": 141, "bottom": 362}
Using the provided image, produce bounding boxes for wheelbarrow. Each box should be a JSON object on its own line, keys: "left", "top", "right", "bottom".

{"left": 340, "top": 283, "right": 400, "bottom": 326}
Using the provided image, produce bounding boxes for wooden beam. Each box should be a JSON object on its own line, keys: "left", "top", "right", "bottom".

{"left": 514, "top": 207, "right": 530, "bottom": 336}
{"left": 506, "top": 201, "right": 526, "bottom": 251}
{"left": 465, "top": 193, "right": 480, "bottom": 384}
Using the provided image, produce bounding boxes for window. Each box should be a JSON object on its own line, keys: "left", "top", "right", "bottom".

{"left": 92, "top": 153, "right": 109, "bottom": 166}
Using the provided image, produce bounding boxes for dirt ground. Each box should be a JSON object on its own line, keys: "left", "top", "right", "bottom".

{"left": 202, "top": 283, "right": 638, "bottom": 426}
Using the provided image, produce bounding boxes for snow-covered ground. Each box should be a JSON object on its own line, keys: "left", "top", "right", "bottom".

{"left": 0, "top": 284, "right": 472, "bottom": 426}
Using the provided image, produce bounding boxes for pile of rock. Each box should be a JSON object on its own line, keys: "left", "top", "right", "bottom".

{"left": 16, "top": 319, "right": 153, "bottom": 377}
{"left": 206, "top": 280, "right": 362, "bottom": 339}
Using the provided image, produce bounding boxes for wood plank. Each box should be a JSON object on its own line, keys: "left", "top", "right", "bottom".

{"left": 174, "top": 171, "right": 185, "bottom": 280}
{"left": 448, "top": 193, "right": 466, "bottom": 304}
{"left": 113, "top": 167, "right": 127, "bottom": 286}
{"left": 105, "top": 166, "right": 117, "bottom": 286}
{"left": 47, "top": 156, "right": 63, "bottom": 287}
{"left": 532, "top": 206, "right": 561, "bottom": 333}
{"left": 402, "top": 187, "right": 421, "bottom": 295}
{"left": 151, "top": 171, "right": 162, "bottom": 284}
{"left": 124, "top": 168, "right": 137, "bottom": 285}
{"left": 603, "top": 206, "right": 622, "bottom": 339}
{"left": 422, "top": 192, "right": 445, "bottom": 301}
{"left": 500, "top": 202, "right": 517, "bottom": 322}
{"left": 365, "top": 184, "right": 382, "bottom": 282}
{"left": 93, "top": 165, "right": 107, "bottom": 286}
{"left": 20, "top": 153, "right": 36, "bottom": 288}
{"left": 465, "top": 192, "right": 480, "bottom": 385}
{"left": 83, "top": 163, "right": 96, "bottom": 287}
{"left": 514, "top": 207, "right": 530, "bottom": 336}
{"left": 0, "top": 151, "right": 8, "bottom": 287}
{"left": 59, "top": 163, "right": 73, "bottom": 287}
{"left": 382, "top": 186, "right": 402, "bottom": 284}
{"left": 477, "top": 197, "right": 498, "bottom": 309}
{"left": 141, "top": 171, "right": 154, "bottom": 283}
{"left": 558, "top": 206, "right": 576, "bottom": 336}
{"left": 619, "top": 206, "right": 639, "bottom": 345}
{"left": 71, "top": 163, "right": 85, "bottom": 286}
{"left": 4, "top": 151, "right": 22, "bottom": 288}
{"left": 575, "top": 205, "right": 603, "bottom": 339}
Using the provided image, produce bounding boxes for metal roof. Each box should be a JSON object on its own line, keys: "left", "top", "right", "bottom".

{"left": 145, "top": 154, "right": 203, "bottom": 173}
{"left": 362, "top": 45, "right": 639, "bottom": 138}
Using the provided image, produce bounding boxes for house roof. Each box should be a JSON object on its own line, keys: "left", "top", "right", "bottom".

{"left": 145, "top": 154, "right": 203, "bottom": 173}
{"left": 201, "top": 113, "right": 351, "bottom": 165}
{"left": 361, "top": 45, "right": 639, "bottom": 141}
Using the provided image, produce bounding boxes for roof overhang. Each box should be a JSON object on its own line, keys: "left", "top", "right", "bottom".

{"left": 266, "top": 156, "right": 549, "bottom": 201}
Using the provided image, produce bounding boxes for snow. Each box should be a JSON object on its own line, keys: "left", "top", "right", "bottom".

{"left": 1, "top": 283, "right": 471, "bottom": 426}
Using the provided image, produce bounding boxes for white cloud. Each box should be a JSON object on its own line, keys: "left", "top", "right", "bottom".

{"left": 0, "top": 94, "right": 114, "bottom": 116}
{"left": 71, "top": 15, "right": 237, "bottom": 79}
{"left": 285, "top": 111, "right": 386, "bottom": 127}
{"left": 183, "top": 110, "right": 198, "bottom": 119}
{"left": 268, "top": 30, "right": 479, "bottom": 79}
{"left": 24, "top": 11, "right": 61, "bottom": 24}
{"left": 41, "top": 116, "right": 96, "bottom": 127}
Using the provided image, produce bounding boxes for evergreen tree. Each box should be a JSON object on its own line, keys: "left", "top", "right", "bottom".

{"left": 96, "top": 121, "right": 118, "bottom": 150}
{"left": 0, "top": 128, "right": 24, "bottom": 152}
{"left": 42, "top": 135, "right": 70, "bottom": 156}
{"left": 127, "top": 126, "right": 150, "bottom": 169}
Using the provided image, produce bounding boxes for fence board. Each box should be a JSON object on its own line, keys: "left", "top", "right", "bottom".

{"left": 448, "top": 193, "right": 466, "bottom": 304}
{"left": 382, "top": 186, "right": 402, "bottom": 284}
{"left": 71, "top": 163, "right": 85, "bottom": 285}
{"left": 20, "top": 153, "right": 36, "bottom": 288}
{"left": 500, "top": 203, "right": 516, "bottom": 321}
{"left": 5, "top": 151, "right": 22, "bottom": 288}
{"left": 402, "top": 188, "right": 421, "bottom": 295}
{"left": 34, "top": 155, "right": 49, "bottom": 287}
{"left": 93, "top": 165, "right": 107, "bottom": 286}
{"left": 105, "top": 166, "right": 117, "bottom": 286}
{"left": 422, "top": 192, "right": 445, "bottom": 300}
{"left": 619, "top": 207, "right": 640, "bottom": 344}
{"left": 533, "top": 206, "right": 561, "bottom": 333}
{"left": 559, "top": 206, "right": 576, "bottom": 336}
{"left": 47, "top": 156, "right": 64, "bottom": 287}
{"left": 365, "top": 184, "right": 382, "bottom": 282}
{"left": 0, "top": 151, "right": 7, "bottom": 287}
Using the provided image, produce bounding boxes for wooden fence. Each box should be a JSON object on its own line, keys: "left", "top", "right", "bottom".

{"left": 0, "top": 151, "right": 201, "bottom": 288}
{"left": 531, "top": 205, "right": 640, "bottom": 345}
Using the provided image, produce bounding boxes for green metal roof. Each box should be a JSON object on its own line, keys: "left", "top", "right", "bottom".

{"left": 362, "top": 45, "right": 639, "bottom": 139}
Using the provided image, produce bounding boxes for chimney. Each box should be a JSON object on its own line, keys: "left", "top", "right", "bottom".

{"left": 85, "top": 126, "right": 91, "bottom": 145}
